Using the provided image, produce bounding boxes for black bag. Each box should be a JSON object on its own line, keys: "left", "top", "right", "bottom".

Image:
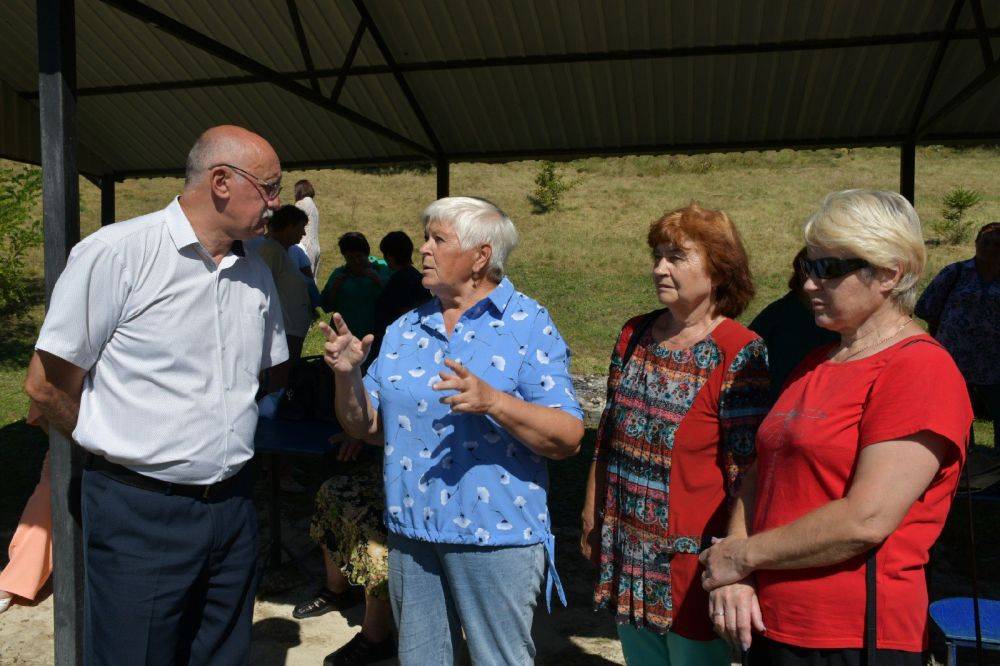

{"left": 276, "top": 355, "right": 336, "bottom": 422}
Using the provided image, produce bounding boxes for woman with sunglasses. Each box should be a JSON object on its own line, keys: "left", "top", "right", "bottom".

{"left": 699, "top": 190, "right": 973, "bottom": 666}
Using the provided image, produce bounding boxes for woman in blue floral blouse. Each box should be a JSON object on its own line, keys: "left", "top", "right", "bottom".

{"left": 319, "top": 196, "right": 585, "bottom": 665}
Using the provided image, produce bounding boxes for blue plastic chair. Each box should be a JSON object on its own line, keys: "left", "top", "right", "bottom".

{"left": 929, "top": 597, "right": 1000, "bottom": 665}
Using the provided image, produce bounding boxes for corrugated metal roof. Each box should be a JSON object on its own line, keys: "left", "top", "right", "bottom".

{"left": 1, "top": 0, "right": 997, "bottom": 177}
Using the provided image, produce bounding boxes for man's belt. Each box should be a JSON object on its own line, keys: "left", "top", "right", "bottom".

{"left": 85, "top": 454, "right": 244, "bottom": 502}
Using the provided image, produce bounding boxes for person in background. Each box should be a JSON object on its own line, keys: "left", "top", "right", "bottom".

{"left": 249, "top": 204, "right": 313, "bottom": 362}
{"left": 582, "top": 203, "right": 770, "bottom": 665}
{"left": 0, "top": 403, "right": 52, "bottom": 615}
{"left": 291, "top": 433, "right": 396, "bottom": 666}
{"left": 915, "top": 221, "right": 999, "bottom": 449}
{"left": 294, "top": 178, "right": 321, "bottom": 276}
{"left": 750, "top": 248, "right": 838, "bottom": 401}
{"left": 288, "top": 240, "right": 322, "bottom": 310}
{"left": 700, "top": 190, "right": 973, "bottom": 665}
{"left": 23, "top": 125, "right": 288, "bottom": 664}
{"left": 372, "top": 230, "right": 431, "bottom": 352}
{"left": 321, "top": 196, "right": 584, "bottom": 665}
{"left": 320, "top": 232, "right": 391, "bottom": 339}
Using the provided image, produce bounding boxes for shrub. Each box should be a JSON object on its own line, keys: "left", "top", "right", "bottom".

{"left": 0, "top": 166, "right": 43, "bottom": 316}
{"left": 933, "top": 187, "right": 983, "bottom": 244}
{"left": 529, "top": 161, "right": 571, "bottom": 213}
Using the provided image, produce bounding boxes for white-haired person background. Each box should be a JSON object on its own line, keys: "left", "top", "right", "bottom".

{"left": 699, "top": 190, "right": 973, "bottom": 665}
{"left": 319, "top": 197, "right": 585, "bottom": 665}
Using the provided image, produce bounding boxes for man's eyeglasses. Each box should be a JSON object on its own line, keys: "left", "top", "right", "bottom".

{"left": 797, "top": 256, "right": 871, "bottom": 280}
{"left": 212, "top": 163, "right": 282, "bottom": 200}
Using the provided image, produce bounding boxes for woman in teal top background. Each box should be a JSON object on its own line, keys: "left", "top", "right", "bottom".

{"left": 320, "top": 231, "right": 393, "bottom": 337}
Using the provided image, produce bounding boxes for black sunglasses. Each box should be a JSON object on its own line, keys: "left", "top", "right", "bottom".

{"left": 797, "top": 256, "right": 871, "bottom": 280}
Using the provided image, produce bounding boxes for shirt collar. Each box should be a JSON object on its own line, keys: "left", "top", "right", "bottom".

{"left": 414, "top": 278, "right": 516, "bottom": 338}
{"left": 166, "top": 196, "right": 245, "bottom": 258}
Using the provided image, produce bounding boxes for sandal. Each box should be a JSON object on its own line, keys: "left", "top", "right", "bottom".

{"left": 291, "top": 586, "right": 361, "bottom": 619}
{"left": 323, "top": 632, "right": 397, "bottom": 665}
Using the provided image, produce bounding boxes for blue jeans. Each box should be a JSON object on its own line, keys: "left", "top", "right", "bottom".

{"left": 387, "top": 533, "right": 545, "bottom": 666}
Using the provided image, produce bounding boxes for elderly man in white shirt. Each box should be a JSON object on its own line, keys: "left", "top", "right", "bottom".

{"left": 24, "top": 125, "right": 288, "bottom": 665}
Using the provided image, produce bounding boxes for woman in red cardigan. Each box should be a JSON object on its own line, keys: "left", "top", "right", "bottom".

{"left": 581, "top": 203, "right": 771, "bottom": 664}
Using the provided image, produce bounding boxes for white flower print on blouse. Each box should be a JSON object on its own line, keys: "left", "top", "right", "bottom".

{"left": 362, "top": 278, "right": 582, "bottom": 561}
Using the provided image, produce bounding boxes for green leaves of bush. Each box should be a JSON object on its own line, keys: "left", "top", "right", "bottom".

{"left": 528, "top": 161, "right": 571, "bottom": 214}
{"left": 933, "top": 187, "right": 983, "bottom": 245}
{"left": 0, "top": 166, "right": 43, "bottom": 316}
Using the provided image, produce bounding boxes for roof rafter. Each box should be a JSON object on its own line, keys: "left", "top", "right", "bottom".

{"left": 351, "top": 0, "right": 443, "bottom": 155}
{"left": 22, "top": 26, "right": 1000, "bottom": 100}
{"left": 285, "top": 0, "right": 320, "bottom": 93}
{"left": 108, "top": 131, "right": 1000, "bottom": 180}
{"left": 94, "top": 0, "right": 433, "bottom": 157}
{"left": 908, "top": 0, "right": 967, "bottom": 136}
{"left": 331, "top": 18, "right": 367, "bottom": 104}
{"left": 970, "top": 0, "right": 995, "bottom": 67}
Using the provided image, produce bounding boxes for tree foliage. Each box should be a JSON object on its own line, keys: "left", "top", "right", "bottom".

{"left": 933, "top": 187, "right": 983, "bottom": 245}
{"left": 0, "top": 166, "right": 44, "bottom": 316}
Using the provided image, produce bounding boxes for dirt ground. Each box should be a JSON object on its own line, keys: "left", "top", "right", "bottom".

{"left": 0, "top": 376, "right": 625, "bottom": 665}
{"left": 2, "top": 376, "right": 996, "bottom": 665}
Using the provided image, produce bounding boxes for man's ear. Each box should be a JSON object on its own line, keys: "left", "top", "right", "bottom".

{"left": 209, "top": 167, "right": 232, "bottom": 201}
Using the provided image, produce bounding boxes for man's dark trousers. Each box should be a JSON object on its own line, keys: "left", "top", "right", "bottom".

{"left": 81, "top": 464, "right": 258, "bottom": 665}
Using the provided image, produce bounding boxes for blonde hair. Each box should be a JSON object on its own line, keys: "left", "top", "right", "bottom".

{"left": 803, "top": 189, "right": 926, "bottom": 312}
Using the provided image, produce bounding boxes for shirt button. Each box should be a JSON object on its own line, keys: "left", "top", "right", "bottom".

{"left": 229, "top": 426, "right": 235, "bottom": 432}
{"left": 224, "top": 385, "right": 231, "bottom": 391}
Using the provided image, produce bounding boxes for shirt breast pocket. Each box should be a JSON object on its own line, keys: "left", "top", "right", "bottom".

{"left": 240, "top": 313, "right": 266, "bottom": 376}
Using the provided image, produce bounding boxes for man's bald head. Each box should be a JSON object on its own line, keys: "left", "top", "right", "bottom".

{"left": 184, "top": 125, "right": 277, "bottom": 189}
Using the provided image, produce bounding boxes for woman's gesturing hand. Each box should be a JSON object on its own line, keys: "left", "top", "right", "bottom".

{"left": 433, "top": 359, "right": 499, "bottom": 414}
{"left": 319, "top": 313, "right": 374, "bottom": 375}
{"left": 708, "top": 579, "right": 765, "bottom": 652}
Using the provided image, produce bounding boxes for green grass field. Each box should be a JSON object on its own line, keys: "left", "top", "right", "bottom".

{"left": 1, "top": 145, "right": 996, "bottom": 437}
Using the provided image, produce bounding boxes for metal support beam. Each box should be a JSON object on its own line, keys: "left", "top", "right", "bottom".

{"left": 97, "top": 0, "right": 432, "bottom": 157}
{"left": 100, "top": 175, "right": 115, "bottom": 226}
{"left": 916, "top": 55, "right": 1000, "bottom": 139}
{"left": 970, "top": 0, "right": 995, "bottom": 67}
{"left": 330, "top": 19, "right": 367, "bottom": 104}
{"left": 436, "top": 157, "right": 449, "bottom": 198}
{"left": 900, "top": 142, "right": 916, "bottom": 205}
{"left": 22, "top": 27, "right": 1000, "bottom": 100}
{"left": 352, "top": 0, "right": 443, "bottom": 155}
{"left": 909, "top": 0, "right": 966, "bottom": 135}
{"left": 285, "top": 0, "right": 319, "bottom": 93}
{"left": 37, "top": 0, "right": 84, "bottom": 664}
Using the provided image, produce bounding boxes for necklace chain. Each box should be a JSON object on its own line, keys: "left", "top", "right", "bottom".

{"left": 837, "top": 317, "right": 913, "bottom": 361}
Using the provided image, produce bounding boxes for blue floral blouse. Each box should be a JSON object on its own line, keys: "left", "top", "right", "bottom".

{"left": 363, "top": 277, "right": 584, "bottom": 608}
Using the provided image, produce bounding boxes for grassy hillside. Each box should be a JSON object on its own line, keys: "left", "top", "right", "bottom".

{"left": 2, "top": 146, "right": 998, "bottom": 428}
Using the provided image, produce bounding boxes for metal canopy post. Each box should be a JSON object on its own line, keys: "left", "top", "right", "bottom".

{"left": 900, "top": 142, "right": 916, "bottom": 205}
{"left": 100, "top": 175, "right": 115, "bottom": 226}
{"left": 37, "top": 0, "right": 84, "bottom": 663}
{"left": 436, "top": 157, "right": 449, "bottom": 198}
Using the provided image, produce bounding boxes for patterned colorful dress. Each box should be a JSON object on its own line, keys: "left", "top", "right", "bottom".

{"left": 593, "top": 315, "right": 771, "bottom": 639}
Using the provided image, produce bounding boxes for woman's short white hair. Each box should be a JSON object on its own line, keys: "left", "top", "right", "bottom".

{"left": 803, "top": 189, "right": 926, "bottom": 312}
{"left": 421, "top": 197, "right": 519, "bottom": 282}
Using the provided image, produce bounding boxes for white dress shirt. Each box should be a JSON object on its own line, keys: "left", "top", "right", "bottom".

{"left": 35, "top": 198, "right": 288, "bottom": 484}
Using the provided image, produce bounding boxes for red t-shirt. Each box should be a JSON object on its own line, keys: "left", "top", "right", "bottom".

{"left": 752, "top": 335, "right": 973, "bottom": 651}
